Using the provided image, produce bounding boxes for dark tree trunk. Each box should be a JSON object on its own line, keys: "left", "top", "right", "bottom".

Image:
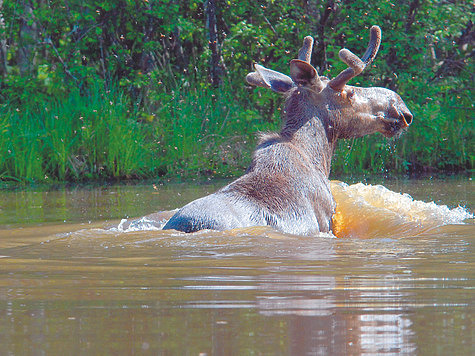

{"left": 303, "top": 0, "right": 321, "bottom": 39}
{"left": 0, "top": 0, "right": 7, "bottom": 77}
{"left": 18, "top": 0, "right": 38, "bottom": 77}
{"left": 431, "top": 20, "right": 474, "bottom": 81}
{"left": 205, "top": 0, "right": 221, "bottom": 87}
{"left": 139, "top": 2, "right": 159, "bottom": 74}
{"left": 314, "top": 0, "right": 338, "bottom": 74}
{"left": 405, "top": 0, "right": 420, "bottom": 32}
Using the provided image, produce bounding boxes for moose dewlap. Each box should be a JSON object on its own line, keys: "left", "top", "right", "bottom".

{"left": 163, "top": 25, "right": 413, "bottom": 235}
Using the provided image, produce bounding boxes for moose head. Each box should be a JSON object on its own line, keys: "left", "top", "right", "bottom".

{"left": 162, "top": 25, "right": 413, "bottom": 235}
{"left": 246, "top": 26, "right": 412, "bottom": 173}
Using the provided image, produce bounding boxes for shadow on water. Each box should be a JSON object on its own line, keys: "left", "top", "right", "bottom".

{"left": 0, "top": 178, "right": 473, "bottom": 355}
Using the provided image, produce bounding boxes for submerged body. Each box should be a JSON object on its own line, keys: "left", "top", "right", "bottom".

{"left": 163, "top": 26, "right": 412, "bottom": 235}
{"left": 164, "top": 133, "right": 335, "bottom": 234}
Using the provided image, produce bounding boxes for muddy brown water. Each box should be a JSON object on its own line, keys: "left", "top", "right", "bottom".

{"left": 0, "top": 177, "right": 473, "bottom": 355}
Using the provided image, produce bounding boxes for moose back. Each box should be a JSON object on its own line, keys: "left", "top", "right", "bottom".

{"left": 163, "top": 25, "right": 413, "bottom": 235}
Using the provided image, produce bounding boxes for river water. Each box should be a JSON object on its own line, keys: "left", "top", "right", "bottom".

{"left": 0, "top": 177, "right": 473, "bottom": 355}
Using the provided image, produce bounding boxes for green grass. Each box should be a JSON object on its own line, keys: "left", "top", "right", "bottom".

{"left": 0, "top": 80, "right": 472, "bottom": 184}
{"left": 0, "top": 85, "right": 158, "bottom": 183}
{"left": 153, "top": 85, "right": 273, "bottom": 177}
{"left": 0, "top": 83, "right": 273, "bottom": 183}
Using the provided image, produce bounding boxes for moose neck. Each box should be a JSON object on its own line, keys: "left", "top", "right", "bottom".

{"left": 281, "top": 88, "right": 337, "bottom": 177}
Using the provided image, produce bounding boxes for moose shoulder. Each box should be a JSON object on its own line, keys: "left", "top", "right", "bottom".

{"left": 163, "top": 26, "right": 412, "bottom": 235}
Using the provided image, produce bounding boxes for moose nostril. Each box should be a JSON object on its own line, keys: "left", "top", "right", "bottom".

{"left": 403, "top": 112, "right": 413, "bottom": 126}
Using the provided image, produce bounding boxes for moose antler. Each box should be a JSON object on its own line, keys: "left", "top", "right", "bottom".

{"left": 293, "top": 35, "right": 325, "bottom": 91}
{"left": 328, "top": 25, "right": 382, "bottom": 91}
{"left": 298, "top": 36, "right": 314, "bottom": 63}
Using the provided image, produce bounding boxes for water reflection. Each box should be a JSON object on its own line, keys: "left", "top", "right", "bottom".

{"left": 257, "top": 273, "right": 418, "bottom": 355}
{"left": 257, "top": 274, "right": 337, "bottom": 317}
{"left": 358, "top": 314, "right": 416, "bottom": 354}
{"left": 0, "top": 228, "right": 473, "bottom": 355}
{"left": 178, "top": 269, "right": 420, "bottom": 355}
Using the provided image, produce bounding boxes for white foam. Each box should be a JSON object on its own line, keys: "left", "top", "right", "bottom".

{"left": 337, "top": 182, "right": 473, "bottom": 226}
{"left": 112, "top": 217, "right": 166, "bottom": 233}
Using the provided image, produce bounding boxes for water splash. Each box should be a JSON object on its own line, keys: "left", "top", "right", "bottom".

{"left": 110, "top": 182, "right": 473, "bottom": 239}
{"left": 112, "top": 211, "right": 176, "bottom": 233}
{"left": 115, "top": 217, "right": 165, "bottom": 232}
{"left": 331, "top": 182, "right": 473, "bottom": 238}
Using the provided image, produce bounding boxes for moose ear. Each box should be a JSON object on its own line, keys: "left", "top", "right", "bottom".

{"left": 246, "top": 64, "right": 295, "bottom": 93}
{"left": 290, "top": 59, "right": 320, "bottom": 88}
{"left": 245, "top": 71, "right": 267, "bottom": 88}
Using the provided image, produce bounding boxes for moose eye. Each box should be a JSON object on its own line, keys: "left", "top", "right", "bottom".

{"left": 347, "top": 89, "right": 355, "bottom": 99}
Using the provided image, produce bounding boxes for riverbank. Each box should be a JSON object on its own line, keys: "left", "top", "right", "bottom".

{"left": 1, "top": 83, "right": 472, "bottom": 185}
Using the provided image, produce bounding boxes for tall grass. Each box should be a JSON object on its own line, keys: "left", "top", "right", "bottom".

{"left": 153, "top": 85, "right": 273, "bottom": 177}
{"left": 0, "top": 80, "right": 472, "bottom": 184}
{"left": 0, "top": 85, "right": 158, "bottom": 183}
{"left": 0, "top": 83, "right": 276, "bottom": 183}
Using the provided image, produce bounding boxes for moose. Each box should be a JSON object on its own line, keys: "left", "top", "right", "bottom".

{"left": 163, "top": 25, "right": 413, "bottom": 235}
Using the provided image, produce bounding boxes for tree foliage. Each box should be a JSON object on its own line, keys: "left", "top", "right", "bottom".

{"left": 0, "top": 0, "right": 473, "bottom": 182}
